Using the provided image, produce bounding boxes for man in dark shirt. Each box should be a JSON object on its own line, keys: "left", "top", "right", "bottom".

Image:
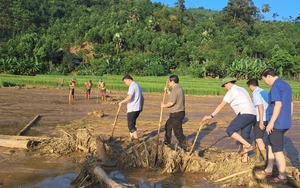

{"left": 161, "top": 75, "right": 187, "bottom": 150}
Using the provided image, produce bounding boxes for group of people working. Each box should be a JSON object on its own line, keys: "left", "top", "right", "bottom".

{"left": 61, "top": 78, "right": 107, "bottom": 104}
{"left": 58, "top": 68, "right": 292, "bottom": 185}
{"left": 120, "top": 68, "right": 292, "bottom": 185}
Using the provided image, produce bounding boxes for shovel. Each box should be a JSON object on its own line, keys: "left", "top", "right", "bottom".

{"left": 154, "top": 80, "right": 168, "bottom": 164}
{"left": 109, "top": 104, "right": 122, "bottom": 141}
{"left": 188, "top": 121, "right": 206, "bottom": 155}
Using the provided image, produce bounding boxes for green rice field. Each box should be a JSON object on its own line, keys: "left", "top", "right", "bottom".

{"left": 0, "top": 74, "right": 299, "bottom": 99}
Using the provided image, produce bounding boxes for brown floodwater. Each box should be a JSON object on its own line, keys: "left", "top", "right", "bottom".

{"left": 28, "top": 168, "right": 218, "bottom": 188}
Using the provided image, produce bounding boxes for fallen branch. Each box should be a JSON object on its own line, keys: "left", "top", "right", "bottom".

{"left": 60, "top": 130, "right": 76, "bottom": 140}
{"left": 90, "top": 166, "right": 126, "bottom": 188}
{"left": 17, "top": 115, "right": 40, "bottom": 136}
{"left": 214, "top": 170, "right": 251, "bottom": 183}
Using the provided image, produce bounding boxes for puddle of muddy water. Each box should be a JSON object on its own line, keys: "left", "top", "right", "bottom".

{"left": 108, "top": 168, "right": 219, "bottom": 188}
{"left": 27, "top": 168, "right": 218, "bottom": 188}
{"left": 30, "top": 172, "right": 77, "bottom": 188}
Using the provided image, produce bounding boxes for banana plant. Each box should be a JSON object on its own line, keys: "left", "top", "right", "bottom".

{"left": 228, "top": 57, "right": 268, "bottom": 79}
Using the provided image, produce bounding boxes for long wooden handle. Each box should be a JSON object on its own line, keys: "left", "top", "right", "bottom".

{"left": 155, "top": 80, "right": 168, "bottom": 152}
{"left": 111, "top": 105, "right": 122, "bottom": 137}
{"left": 188, "top": 122, "right": 206, "bottom": 155}
{"left": 158, "top": 82, "right": 168, "bottom": 131}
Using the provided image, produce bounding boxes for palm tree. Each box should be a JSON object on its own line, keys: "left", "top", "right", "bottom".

{"left": 174, "top": 0, "right": 185, "bottom": 28}
{"left": 272, "top": 12, "right": 279, "bottom": 20}
{"left": 262, "top": 4, "right": 271, "bottom": 22}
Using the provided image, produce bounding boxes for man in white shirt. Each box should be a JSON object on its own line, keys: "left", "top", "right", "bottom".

{"left": 202, "top": 76, "right": 256, "bottom": 164}
{"left": 119, "top": 75, "right": 144, "bottom": 142}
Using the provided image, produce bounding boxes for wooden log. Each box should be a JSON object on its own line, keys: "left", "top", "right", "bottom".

{"left": 17, "top": 115, "right": 40, "bottom": 136}
{"left": 90, "top": 166, "right": 126, "bottom": 188}
{"left": 0, "top": 135, "right": 55, "bottom": 141}
{"left": 0, "top": 135, "right": 56, "bottom": 149}
{"left": 0, "top": 139, "right": 34, "bottom": 149}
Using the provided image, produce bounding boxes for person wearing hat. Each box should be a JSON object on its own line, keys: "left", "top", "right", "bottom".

{"left": 202, "top": 76, "right": 256, "bottom": 164}
{"left": 98, "top": 79, "right": 106, "bottom": 102}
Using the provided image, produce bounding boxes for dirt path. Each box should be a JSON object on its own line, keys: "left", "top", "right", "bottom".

{"left": 0, "top": 87, "right": 299, "bottom": 187}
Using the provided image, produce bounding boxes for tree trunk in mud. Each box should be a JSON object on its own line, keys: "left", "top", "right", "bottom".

{"left": 91, "top": 166, "right": 126, "bottom": 188}
{"left": 0, "top": 139, "right": 34, "bottom": 149}
{"left": 0, "top": 135, "right": 54, "bottom": 149}
{"left": 0, "top": 135, "right": 54, "bottom": 141}
{"left": 95, "top": 136, "right": 116, "bottom": 167}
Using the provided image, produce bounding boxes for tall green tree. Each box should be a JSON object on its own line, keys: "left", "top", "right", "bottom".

{"left": 1, "top": 0, "right": 300, "bottom": 78}
{"left": 270, "top": 45, "right": 295, "bottom": 77}
{"left": 222, "top": 0, "right": 259, "bottom": 26}
{"left": 174, "top": 0, "right": 186, "bottom": 28}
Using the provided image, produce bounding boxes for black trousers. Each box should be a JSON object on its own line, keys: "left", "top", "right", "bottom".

{"left": 127, "top": 111, "right": 141, "bottom": 133}
{"left": 165, "top": 111, "right": 186, "bottom": 143}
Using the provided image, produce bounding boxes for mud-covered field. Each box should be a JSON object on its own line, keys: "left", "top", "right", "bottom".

{"left": 0, "top": 87, "right": 299, "bottom": 187}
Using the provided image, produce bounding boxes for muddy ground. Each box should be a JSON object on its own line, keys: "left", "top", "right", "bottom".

{"left": 0, "top": 86, "right": 299, "bottom": 187}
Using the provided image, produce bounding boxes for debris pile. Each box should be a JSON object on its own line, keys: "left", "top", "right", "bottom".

{"left": 34, "top": 128, "right": 300, "bottom": 188}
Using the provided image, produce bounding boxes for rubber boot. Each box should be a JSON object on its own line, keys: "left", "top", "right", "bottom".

{"left": 255, "top": 149, "right": 267, "bottom": 167}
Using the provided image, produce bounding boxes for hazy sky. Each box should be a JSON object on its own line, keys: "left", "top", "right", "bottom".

{"left": 151, "top": 0, "right": 300, "bottom": 21}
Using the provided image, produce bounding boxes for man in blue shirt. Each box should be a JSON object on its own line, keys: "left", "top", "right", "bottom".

{"left": 257, "top": 68, "right": 293, "bottom": 184}
{"left": 247, "top": 78, "right": 269, "bottom": 167}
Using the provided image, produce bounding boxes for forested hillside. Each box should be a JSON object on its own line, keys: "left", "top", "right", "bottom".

{"left": 0, "top": 0, "right": 300, "bottom": 78}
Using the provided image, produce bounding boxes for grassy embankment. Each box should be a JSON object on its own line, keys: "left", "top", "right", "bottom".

{"left": 0, "top": 74, "right": 300, "bottom": 99}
